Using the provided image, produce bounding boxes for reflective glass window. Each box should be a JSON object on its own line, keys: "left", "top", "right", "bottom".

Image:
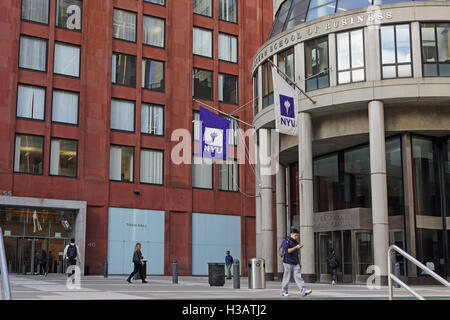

{"left": 381, "top": 24, "right": 412, "bottom": 79}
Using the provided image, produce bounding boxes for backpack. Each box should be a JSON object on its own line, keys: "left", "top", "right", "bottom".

{"left": 328, "top": 255, "right": 337, "bottom": 269}
{"left": 67, "top": 244, "right": 77, "bottom": 260}
{"left": 278, "top": 239, "right": 287, "bottom": 257}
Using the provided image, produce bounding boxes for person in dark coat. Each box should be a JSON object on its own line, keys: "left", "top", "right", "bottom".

{"left": 47, "top": 251, "right": 53, "bottom": 275}
{"left": 327, "top": 248, "right": 340, "bottom": 285}
{"left": 38, "top": 250, "right": 47, "bottom": 275}
{"left": 126, "top": 243, "right": 148, "bottom": 284}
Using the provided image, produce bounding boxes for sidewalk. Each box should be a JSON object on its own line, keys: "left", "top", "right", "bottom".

{"left": 7, "top": 274, "right": 450, "bottom": 300}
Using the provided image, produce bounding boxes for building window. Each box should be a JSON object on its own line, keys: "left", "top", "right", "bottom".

{"left": 141, "top": 103, "right": 164, "bottom": 136}
{"left": 381, "top": 24, "right": 412, "bottom": 79}
{"left": 313, "top": 154, "right": 339, "bottom": 213}
{"left": 113, "top": 8, "right": 136, "bottom": 42}
{"left": 305, "top": 36, "right": 329, "bottom": 91}
{"left": 16, "top": 85, "right": 45, "bottom": 120}
{"left": 192, "top": 155, "right": 213, "bottom": 189}
{"left": 193, "top": 68, "right": 213, "bottom": 100}
{"left": 218, "top": 73, "right": 238, "bottom": 105}
{"left": 144, "top": 0, "right": 165, "bottom": 5}
{"left": 54, "top": 42, "right": 80, "bottom": 77}
{"left": 50, "top": 138, "right": 78, "bottom": 177}
{"left": 343, "top": 145, "right": 371, "bottom": 209}
{"left": 112, "top": 53, "right": 137, "bottom": 87}
{"left": 412, "top": 136, "right": 442, "bottom": 217}
{"left": 194, "top": 0, "right": 212, "bottom": 17}
{"left": 386, "top": 137, "right": 404, "bottom": 216}
{"left": 421, "top": 23, "right": 450, "bottom": 77}
{"left": 219, "top": 159, "right": 239, "bottom": 191}
{"left": 110, "top": 145, "right": 134, "bottom": 182}
{"left": 193, "top": 111, "right": 200, "bottom": 141}
{"left": 277, "top": 47, "right": 295, "bottom": 85}
{"left": 111, "top": 99, "right": 135, "bottom": 132}
{"left": 140, "top": 149, "right": 164, "bottom": 185}
{"left": 253, "top": 73, "right": 259, "bottom": 115}
{"left": 228, "top": 118, "right": 238, "bottom": 146}
{"left": 142, "top": 58, "right": 165, "bottom": 91}
{"left": 52, "top": 90, "right": 79, "bottom": 125}
{"left": 445, "top": 138, "right": 450, "bottom": 218}
{"left": 219, "top": 0, "right": 237, "bottom": 23}
{"left": 337, "top": 29, "right": 365, "bottom": 84}
{"left": 262, "top": 60, "right": 274, "bottom": 108}
{"left": 306, "top": 0, "right": 336, "bottom": 22}
{"left": 218, "top": 33, "right": 237, "bottom": 63}
{"left": 14, "top": 134, "right": 44, "bottom": 175}
{"left": 143, "top": 15, "right": 165, "bottom": 48}
{"left": 193, "top": 27, "right": 213, "bottom": 58}
{"left": 21, "top": 0, "right": 49, "bottom": 24}
{"left": 19, "top": 36, "right": 47, "bottom": 72}
{"left": 55, "top": 0, "right": 82, "bottom": 31}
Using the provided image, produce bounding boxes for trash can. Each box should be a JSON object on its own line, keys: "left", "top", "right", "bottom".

{"left": 248, "top": 258, "right": 265, "bottom": 289}
{"left": 84, "top": 265, "right": 90, "bottom": 276}
{"left": 134, "top": 260, "right": 147, "bottom": 280}
{"left": 208, "top": 263, "right": 225, "bottom": 287}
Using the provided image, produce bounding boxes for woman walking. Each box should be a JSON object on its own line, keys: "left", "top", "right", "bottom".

{"left": 126, "top": 243, "right": 148, "bottom": 284}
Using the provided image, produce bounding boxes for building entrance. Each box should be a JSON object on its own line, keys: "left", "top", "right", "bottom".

{"left": 316, "top": 230, "right": 374, "bottom": 283}
{"left": 0, "top": 206, "right": 76, "bottom": 274}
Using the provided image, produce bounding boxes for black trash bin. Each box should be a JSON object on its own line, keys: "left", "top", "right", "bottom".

{"left": 134, "top": 260, "right": 147, "bottom": 280}
{"left": 84, "top": 265, "right": 90, "bottom": 276}
{"left": 208, "top": 263, "right": 225, "bottom": 287}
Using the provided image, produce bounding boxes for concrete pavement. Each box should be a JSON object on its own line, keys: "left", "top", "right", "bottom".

{"left": 6, "top": 274, "right": 450, "bottom": 300}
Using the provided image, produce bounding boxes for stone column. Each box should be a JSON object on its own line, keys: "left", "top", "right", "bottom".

{"left": 259, "top": 128, "right": 274, "bottom": 280}
{"left": 298, "top": 112, "right": 315, "bottom": 282}
{"left": 276, "top": 164, "right": 287, "bottom": 279}
{"left": 368, "top": 100, "right": 389, "bottom": 282}
{"left": 255, "top": 132, "right": 262, "bottom": 259}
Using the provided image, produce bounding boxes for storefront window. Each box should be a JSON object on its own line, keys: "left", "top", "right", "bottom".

{"left": 412, "top": 136, "right": 441, "bottom": 217}
{"left": 343, "top": 145, "right": 371, "bottom": 209}
{"left": 417, "top": 229, "right": 445, "bottom": 276}
{"left": 386, "top": 137, "right": 404, "bottom": 216}
{"left": 356, "top": 232, "right": 373, "bottom": 275}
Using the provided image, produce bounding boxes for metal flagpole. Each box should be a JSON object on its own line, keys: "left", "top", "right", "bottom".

{"left": 267, "top": 59, "right": 318, "bottom": 105}
{"left": 193, "top": 99, "right": 255, "bottom": 128}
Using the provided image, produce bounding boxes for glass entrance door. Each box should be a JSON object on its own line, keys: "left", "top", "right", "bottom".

{"left": 18, "top": 237, "right": 48, "bottom": 274}
{"left": 389, "top": 230, "right": 406, "bottom": 276}
{"left": 342, "top": 230, "right": 353, "bottom": 283}
{"left": 355, "top": 231, "right": 373, "bottom": 281}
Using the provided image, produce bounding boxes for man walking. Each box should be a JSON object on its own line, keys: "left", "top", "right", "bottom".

{"left": 281, "top": 228, "right": 312, "bottom": 297}
{"left": 225, "top": 251, "right": 234, "bottom": 279}
{"left": 63, "top": 239, "right": 81, "bottom": 279}
{"left": 327, "top": 248, "right": 340, "bottom": 285}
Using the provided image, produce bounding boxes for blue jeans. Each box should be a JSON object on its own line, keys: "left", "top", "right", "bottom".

{"left": 331, "top": 268, "right": 337, "bottom": 281}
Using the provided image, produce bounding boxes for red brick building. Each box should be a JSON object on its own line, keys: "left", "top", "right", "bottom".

{"left": 0, "top": 0, "right": 272, "bottom": 276}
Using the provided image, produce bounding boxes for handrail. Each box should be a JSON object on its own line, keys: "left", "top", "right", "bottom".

{"left": 0, "top": 227, "right": 12, "bottom": 300}
{"left": 388, "top": 245, "right": 450, "bottom": 300}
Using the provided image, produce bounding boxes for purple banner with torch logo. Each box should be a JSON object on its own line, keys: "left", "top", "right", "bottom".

{"left": 198, "top": 106, "right": 230, "bottom": 161}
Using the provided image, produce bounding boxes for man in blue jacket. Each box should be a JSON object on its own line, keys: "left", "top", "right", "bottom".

{"left": 281, "top": 228, "right": 312, "bottom": 297}
{"left": 225, "top": 251, "right": 234, "bottom": 279}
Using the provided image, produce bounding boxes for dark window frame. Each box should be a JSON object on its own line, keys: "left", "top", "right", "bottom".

{"left": 218, "top": 0, "right": 238, "bottom": 24}
{"left": 13, "top": 133, "right": 45, "bottom": 176}
{"left": 420, "top": 22, "right": 450, "bottom": 78}
{"left": 18, "top": 35, "right": 49, "bottom": 73}
{"left": 140, "top": 102, "right": 165, "bottom": 137}
{"left": 193, "top": 26, "right": 214, "bottom": 59}
{"left": 142, "top": 14, "right": 166, "bottom": 49}
{"left": 110, "top": 97, "right": 136, "bottom": 133}
{"left": 112, "top": 7, "right": 138, "bottom": 43}
{"left": 112, "top": 51, "right": 137, "bottom": 88}
{"left": 304, "top": 36, "right": 330, "bottom": 92}
{"left": 141, "top": 58, "right": 165, "bottom": 92}
{"left": 55, "top": 0, "right": 83, "bottom": 33}
{"left": 336, "top": 28, "right": 366, "bottom": 85}
{"left": 380, "top": 23, "right": 413, "bottom": 80}
{"left": 218, "top": 72, "right": 239, "bottom": 105}
{"left": 16, "top": 83, "right": 47, "bottom": 122}
{"left": 192, "top": 67, "right": 214, "bottom": 101}
{"left": 109, "top": 144, "right": 135, "bottom": 183}
{"left": 20, "top": 0, "right": 50, "bottom": 26}
{"left": 51, "top": 88, "right": 80, "bottom": 126}
{"left": 53, "top": 41, "right": 82, "bottom": 79}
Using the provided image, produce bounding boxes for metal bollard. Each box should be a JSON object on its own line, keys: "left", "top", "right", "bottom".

{"left": 394, "top": 262, "right": 401, "bottom": 288}
{"left": 233, "top": 259, "right": 240, "bottom": 289}
{"left": 104, "top": 260, "right": 108, "bottom": 278}
{"left": 172, "top": 260, "right": 178, "bottom": 284}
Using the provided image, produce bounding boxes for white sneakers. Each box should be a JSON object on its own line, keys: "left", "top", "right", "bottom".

{"left": 281, "top": 289, "right": 312, "bottom": 297}
{"left": 332, "top": 280, "right": 336, "bottom": 286}
{"left": 302, "top": 289, "right": 312, "bottom": 297}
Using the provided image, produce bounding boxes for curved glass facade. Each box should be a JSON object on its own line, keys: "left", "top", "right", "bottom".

{"left": 269, "top": 0, "right": 448, "bottom": 39}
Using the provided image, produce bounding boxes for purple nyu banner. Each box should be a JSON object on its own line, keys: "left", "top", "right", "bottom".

{"left": 198, "top": 106, "right": 230, "bottom": 161}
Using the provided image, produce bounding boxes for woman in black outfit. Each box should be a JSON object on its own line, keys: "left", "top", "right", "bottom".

{"left": 126, "top": 243, "right": 148, "bottom": 284}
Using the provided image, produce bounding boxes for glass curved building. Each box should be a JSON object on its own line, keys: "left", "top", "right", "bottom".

{"left": 252, "top": 0, "right": 450, "bottom": 284}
